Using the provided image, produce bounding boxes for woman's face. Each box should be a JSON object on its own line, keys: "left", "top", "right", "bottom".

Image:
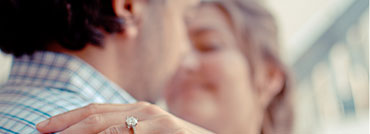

{"left": 165, "top": 4, "right": 263, "bottom": 133}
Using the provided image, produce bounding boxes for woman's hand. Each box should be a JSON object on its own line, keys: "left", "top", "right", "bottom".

{"left": 36, "top": 102, "right": 214, "bottom": 134}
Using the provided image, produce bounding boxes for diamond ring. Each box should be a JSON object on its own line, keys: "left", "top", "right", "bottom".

{"left": 126, "top": 116, "right": 138, "bottom": 134}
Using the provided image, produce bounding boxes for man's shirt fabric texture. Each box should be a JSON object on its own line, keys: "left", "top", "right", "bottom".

{"left": 0, "top": 51, "right": 136, "bottom": 133}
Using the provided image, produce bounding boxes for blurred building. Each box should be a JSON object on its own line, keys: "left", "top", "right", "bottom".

{"left": 266, "top": 0, "right": 369, "bottom": 133}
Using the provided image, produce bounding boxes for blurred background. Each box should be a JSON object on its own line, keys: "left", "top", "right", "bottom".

{"left": 265, "top": 0, "right": 369, "bottom": 133}
{"left": 0, "top": 0, "right": 368, "bottom": 133}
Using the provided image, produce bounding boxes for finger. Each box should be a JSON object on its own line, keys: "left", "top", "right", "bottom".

{"left": 59, "top": 106, "right": 165, "bottom": 134}
{"left": 97, "top": 125, "right": 129, "bottom": 134}
{"left": 97, "top": 121, "right": 159, "bottom": 134}
{"left": 97, "top": 116, "right": 174, "bottom": 134}
{"left": 37, "top": 102, "right": 151, "bottom": 133}
{"left": 62, "top": 113, "right": 214, "bottom": 134}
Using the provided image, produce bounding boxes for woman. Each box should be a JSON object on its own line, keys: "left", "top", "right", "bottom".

{"left": 164, "top": 0, "right": 293, "bottom": 133}
{"left": 36, "top": 0, "right": 293, "bottom": 134}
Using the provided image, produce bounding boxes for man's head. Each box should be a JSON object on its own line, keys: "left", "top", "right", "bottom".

{"left": 0, "top": 0, "right": 199, "bottom": 102}
{"left": 0, "top": 0, "right": 125, "bottom": 56}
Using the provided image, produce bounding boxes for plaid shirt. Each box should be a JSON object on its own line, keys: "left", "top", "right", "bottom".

{"left": 0, "top": 51, "right": 136, "bottom": 134}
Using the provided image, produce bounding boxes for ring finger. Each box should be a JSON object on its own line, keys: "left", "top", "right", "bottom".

{"left": 59, "top": 106, "right": 166, "bottom": 134}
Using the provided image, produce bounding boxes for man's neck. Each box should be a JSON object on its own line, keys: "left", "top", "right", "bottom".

{"left": 49, "top": 41, "right": 149, "bottom": 101}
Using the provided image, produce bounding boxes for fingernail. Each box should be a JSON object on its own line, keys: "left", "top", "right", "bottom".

{"left": 37, "top": 119, "right": 49, "bottom": 128}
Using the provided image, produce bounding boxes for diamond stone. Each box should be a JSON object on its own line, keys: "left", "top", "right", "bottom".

{"left": 126, "top": 116, "right": 138, "bottom": 128}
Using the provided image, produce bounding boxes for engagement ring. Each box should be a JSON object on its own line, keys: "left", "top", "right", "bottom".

{"left": 126, "top": 116, "right": 138, "bottom": 134}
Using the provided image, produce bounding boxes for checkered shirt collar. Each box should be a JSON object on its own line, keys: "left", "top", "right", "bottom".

{"left": 5, "top": 51, "right": 136, "bottom": 103}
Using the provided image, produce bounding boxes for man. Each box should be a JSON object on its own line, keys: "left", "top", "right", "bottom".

{"left": 0, "top": 0, "right": 212, "bottom": 133}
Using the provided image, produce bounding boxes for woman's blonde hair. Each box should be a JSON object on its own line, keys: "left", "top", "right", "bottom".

{"left": 210, "top": 0, "right": 294, "bottom": 133}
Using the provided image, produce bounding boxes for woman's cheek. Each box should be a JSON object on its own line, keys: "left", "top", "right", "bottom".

{"left": 200, "top": 53, "right": 231, "bottom": 85}
{"left": 201, "top": 51, "right": 256, "bottom": 119}
{"left": 201, "top": 51, "right": 249, "bottom": 94}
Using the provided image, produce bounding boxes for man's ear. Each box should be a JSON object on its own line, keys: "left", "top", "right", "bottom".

{"left": 258, "top": 61, "right": 285, "bottom": 109}
{"left": 113, "top": 0, "right": 132, "bottom": 18}
{"left": 112, "top": 0, "right": 144, "bottom": 37}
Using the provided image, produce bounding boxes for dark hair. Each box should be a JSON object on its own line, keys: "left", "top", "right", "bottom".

{"left": 0, "top": 0, "right": 124, "bottom": 57}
